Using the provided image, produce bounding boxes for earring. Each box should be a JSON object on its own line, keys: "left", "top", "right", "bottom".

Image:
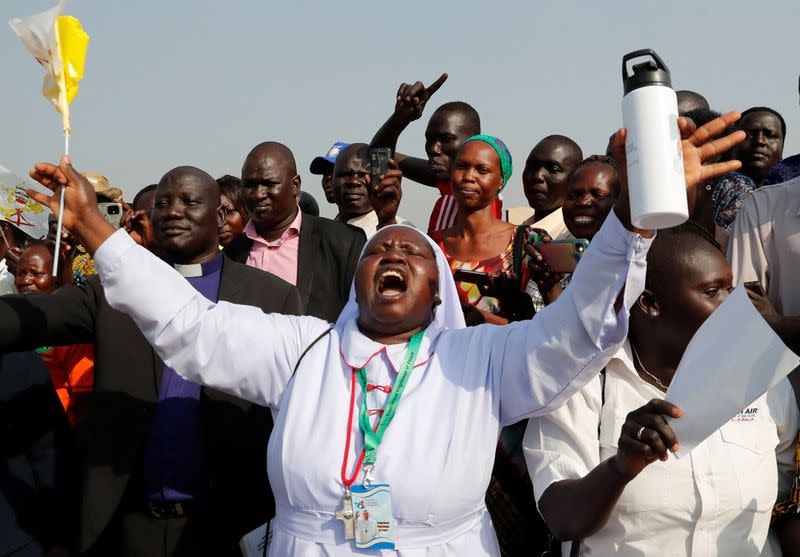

{"left": 705, "top": 183, "right": 712, "bottom": 191}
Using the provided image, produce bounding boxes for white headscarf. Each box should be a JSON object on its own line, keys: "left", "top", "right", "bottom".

{"left": 334, "top": 224, "right": 466, "bottom": 331}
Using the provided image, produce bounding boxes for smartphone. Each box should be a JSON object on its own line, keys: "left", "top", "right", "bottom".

{"left": 453, "top": 269, "right": 492, "bottom": 288}
{"left": 97, "top": 202, "right": 123, "bottom": 228}
{"left": 369, "top": 147, "right": 392, "bottom": 192}
{"left": 537, "top": 239, "right": 590, "bottom": 273}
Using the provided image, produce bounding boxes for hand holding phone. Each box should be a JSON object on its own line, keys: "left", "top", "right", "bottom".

{"left": 368, "top": 148, "right": 402, "bottom": 226}
{"left": 369, "top": 148, "right": 391, "bottom": 192}
{"left": 536, "top": 239, "right": 589, "bottom": 274}
{"left": 524, "top": 229, "right": 568, "bottom": 300}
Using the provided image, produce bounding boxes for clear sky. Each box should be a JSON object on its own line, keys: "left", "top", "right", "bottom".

{"left": 2, "top": 0, "right": 799, "bottom": 225}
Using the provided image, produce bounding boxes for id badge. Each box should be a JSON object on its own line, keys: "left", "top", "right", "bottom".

{"left": 350, "top": 484, "right": 395, "bottom": 550}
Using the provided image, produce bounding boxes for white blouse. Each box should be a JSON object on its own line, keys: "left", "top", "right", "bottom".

{"left": 524, "top": 341, "right": 799, "bottom": 557}
{"left": 92, "top": 211, "right": 651, "bottom": 556}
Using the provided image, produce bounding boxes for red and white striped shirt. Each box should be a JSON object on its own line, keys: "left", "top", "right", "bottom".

{"left": 427, "top": 181, "right": 504, "bottom": 234}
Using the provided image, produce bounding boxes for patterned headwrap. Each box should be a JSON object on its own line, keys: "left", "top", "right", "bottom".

{"left": 463, "top": 134, "right": 513, "bottom": 191}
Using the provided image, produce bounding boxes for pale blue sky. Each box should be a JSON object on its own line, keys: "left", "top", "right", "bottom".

{"left": 2, "top": 0, "right": 799, "bottom": 224}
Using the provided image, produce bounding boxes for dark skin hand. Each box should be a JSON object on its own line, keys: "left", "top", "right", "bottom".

{"left": 525, "top": 232, "right": 565, "bottom": 305}
{"left": 478, "top": 272, "right": 535, "bottom": 322}
{"left": 4, "top": 245, "right": 23, "bottom": 276}
{"left": 27, "top": 157, "right": 116, "bottom": 254}
{"left": 539, "top": 399, "right": 682, "bottom": 541}
{"left": 369, "top": 159, "right": 403, "bottom": 228}
{"left": 745, "top": 283, "right": 800, "bottom": 355}
{"left": 371, "top": 73, "right": 449, "bottom": 187}
{"left": 120, "top": 201, "right": 156, "bottom": 251}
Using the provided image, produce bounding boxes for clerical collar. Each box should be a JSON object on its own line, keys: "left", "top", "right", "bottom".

{"left": 172, "top": 253, "right": 224, "bottom": 278}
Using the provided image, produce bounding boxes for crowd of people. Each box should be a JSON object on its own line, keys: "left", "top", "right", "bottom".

{"left": 1, "top": 70, "right": 800, "bottom": 557}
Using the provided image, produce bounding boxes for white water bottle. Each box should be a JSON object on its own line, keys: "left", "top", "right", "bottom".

{"left": 621, "top": 49, "right": 688, "bottom": 229}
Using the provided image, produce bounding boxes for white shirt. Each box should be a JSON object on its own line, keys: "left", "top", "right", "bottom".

{"left": 0, "top": 258, "right": 17, "bottom": 296}
{"left": 339, "top": 211, "right": 413, "bottom": 238}
{"left": 523, "top": 341, "right": 799, "bottom": 557}
{"left": 93, "top": 211, "right": 650, "bottom": 556}
{"left": 524, "top": 207, "right": 574, "bottom": 241}
{"left": 728, "top": 177, "right": 800, "bottom": 315}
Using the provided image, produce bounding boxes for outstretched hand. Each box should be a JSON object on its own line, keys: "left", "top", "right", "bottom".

{"left": 394, "top": 73, "right": 448, "bottom": 122}
{"left": 28, "top": 156, "right": 116, "bottom": 254}
{"left": 610, "top": 111, "right": 746, "bottom": 236}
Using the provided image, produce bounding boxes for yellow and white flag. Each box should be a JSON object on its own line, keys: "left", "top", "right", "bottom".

{"left": 9, "top": 1, "right": 89, "bottom": 137}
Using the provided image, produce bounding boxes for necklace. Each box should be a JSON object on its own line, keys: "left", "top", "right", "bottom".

{"left": 629, "top": 342, "right": 669, "bottom": 390}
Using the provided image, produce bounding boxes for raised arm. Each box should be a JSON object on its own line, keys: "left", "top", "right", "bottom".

{"left": 28, "top": 158, "right": 329, "bottom": 409}
{"left": 371, "top": 73, "right": 447, "bottom": 187}
{"left": 493, "top": 113, "right": 746, "bottom": 423}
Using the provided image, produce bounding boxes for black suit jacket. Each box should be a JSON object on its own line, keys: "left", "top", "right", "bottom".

{"left": 224, "top": 214, "right": 366, "bottom": 323}
{"left": 0, "top": 351, "right": 77, "bottom": 556}
{"left": 0, "top": 257, "right": 303, "bottom": 554}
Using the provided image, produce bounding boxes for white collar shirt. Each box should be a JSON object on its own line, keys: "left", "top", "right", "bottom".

{"left": 337, "top": 211, "right": 412, "bottom": 239}
{"left": 526, "top": 207, "right": 574, "bottom": 241}
{"left": 524, "top": 341, "right": 799, "bottom": 557}
{"left": 728, "top": 177, "right": 800, "bottom": 315}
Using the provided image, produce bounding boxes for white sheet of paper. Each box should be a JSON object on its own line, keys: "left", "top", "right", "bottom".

{"left": 664, "top": 285, "right": 799, "bottom": 457}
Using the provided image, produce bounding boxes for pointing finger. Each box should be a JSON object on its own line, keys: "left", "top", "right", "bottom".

{"left": 426, "top": 73, "right": 448, "bottom": 96}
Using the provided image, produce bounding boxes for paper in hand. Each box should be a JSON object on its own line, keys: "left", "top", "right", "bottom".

{"left": 664, "top": 285, "right": 799, "bottom": 457}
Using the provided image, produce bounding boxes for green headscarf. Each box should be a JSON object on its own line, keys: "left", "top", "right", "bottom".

{"left": 462, "top": 134, "right": 513, "bottom": 191}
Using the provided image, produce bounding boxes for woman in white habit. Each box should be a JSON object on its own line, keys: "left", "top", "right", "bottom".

{"left": 27, "top": 115, "right": 744, "bottom": 556}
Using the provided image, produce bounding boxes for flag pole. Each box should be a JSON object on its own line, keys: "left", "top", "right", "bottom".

{"left": 51, "top": 13, "right": 69, "bottom": 278}
{"left": 52, "top": 129, "right": 68, "bottom": 278}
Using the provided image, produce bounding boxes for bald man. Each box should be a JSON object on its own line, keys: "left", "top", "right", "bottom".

{"left": 522, "top": 135, "right": 583, "bottom": 239}
{"left": 0, "top": 166, "right": 303, "bottom": 556}
{"left": 224, "top": 141, "right": 366, "bottom": 322}
{"left": 676, "top": 90, "right": 710, "bottom": 116}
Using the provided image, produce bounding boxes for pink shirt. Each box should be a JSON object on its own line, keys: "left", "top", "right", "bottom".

{"left": 244, "top": 209, "right": 302, "bottom": 285}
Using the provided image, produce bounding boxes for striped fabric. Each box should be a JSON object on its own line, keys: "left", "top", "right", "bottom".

{"left": 427, "top": 181, "right": 503, "bottom": 234}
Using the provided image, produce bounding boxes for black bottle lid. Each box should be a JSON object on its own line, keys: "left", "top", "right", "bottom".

{"left": 622, "top": 49, "right": 672, "bottom": 94}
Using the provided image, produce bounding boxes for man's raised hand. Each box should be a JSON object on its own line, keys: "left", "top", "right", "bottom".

{"left": 370, "top": 159, "right": 403, "bottom": 228}
{"left": 28, "top": 156, "right": 116, "bottom": 254}
{"left": 394, "top": 73, "right": 448, "bottom": 122}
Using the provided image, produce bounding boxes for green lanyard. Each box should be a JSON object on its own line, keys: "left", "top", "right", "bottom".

{"left": 355, "top": 330, "right": 425, "bottom": 467}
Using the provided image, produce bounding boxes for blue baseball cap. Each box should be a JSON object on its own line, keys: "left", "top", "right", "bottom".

{"left": 309, "top": 141, "right": 349, "bottom": 175}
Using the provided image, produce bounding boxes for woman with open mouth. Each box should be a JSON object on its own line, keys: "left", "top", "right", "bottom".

{"left": 26, "top": 114, "right": 744, "bottom": 556}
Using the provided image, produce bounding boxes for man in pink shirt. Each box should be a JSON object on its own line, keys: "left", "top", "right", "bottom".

{"left": 224, "top": 141, "right": 366, "bottom": 322}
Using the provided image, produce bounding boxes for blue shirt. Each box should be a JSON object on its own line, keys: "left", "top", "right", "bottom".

{"left": 139, "top": 253, "right": 223, "bottom": 501}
